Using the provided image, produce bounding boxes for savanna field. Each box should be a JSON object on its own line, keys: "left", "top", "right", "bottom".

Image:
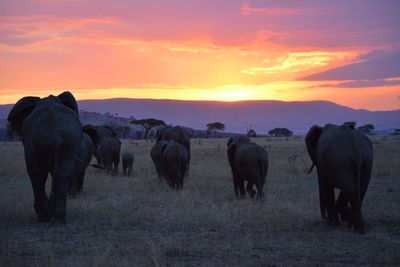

{"left": 1, "top": 136, "right": 399, "bottom": 266}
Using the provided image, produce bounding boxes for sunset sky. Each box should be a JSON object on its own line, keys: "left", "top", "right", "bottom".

{"left": 1, "top": 0, "right": 399, "bottom": 110}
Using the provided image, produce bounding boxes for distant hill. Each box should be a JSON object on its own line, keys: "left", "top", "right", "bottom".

{"left": 1, "top": 99, "right": 399, "bottom": 134}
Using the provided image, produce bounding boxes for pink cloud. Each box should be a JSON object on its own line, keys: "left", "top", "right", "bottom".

{"left": 240, "top": 3, "right": 305, "bottom": 15}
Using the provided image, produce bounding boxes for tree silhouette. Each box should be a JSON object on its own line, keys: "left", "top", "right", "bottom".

{"left": 247, "top": 129, "right": 257, "bottom": 137}
{"left": 131, "top": 118, "right": 166, "bottom": 139}
{"left": 268, "top": 128, "right": 293, "bottom": 137}
{"left": 206, "top": 122, "right": 225, "bottom": 138}
{"left": 357, "top": 124, "right": 374, "bottom": 135}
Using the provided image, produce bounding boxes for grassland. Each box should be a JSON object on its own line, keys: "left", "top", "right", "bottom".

{"left": 0, "top": 136, "right": 399, "bottom": 266}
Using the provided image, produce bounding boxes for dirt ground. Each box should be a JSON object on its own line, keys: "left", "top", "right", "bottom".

{"left": 1, "top": 136, "right": 399, "bottom": 266}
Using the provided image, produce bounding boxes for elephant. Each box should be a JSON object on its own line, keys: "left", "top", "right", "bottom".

{"left": 96, "top": 136, "right": 121, "bottom": 175}
{"left": 82, "top": 125, "right": 116, "bottom": 166}
{"left": 7, "top": 91, "right": 82, "bottom": 223}
{"left": 68, "top": 133, "right": 93, "bottom": 196}
{"left": 122, "top": 152, "right": 134, "bottom": 176}
{"left": 156, "top": 126, "right": 191, "bottom": 172}
{"left": 227, "top": 136, "right": 269, "bottom": 199}
{"left": 160, "top": 140, "right": 189, "bottom": 189}
{"left": 151, "top": 141, "right": 165, "bottom": 181}
{"left": 305, "top": 123, "right": 373, "bottom": 234}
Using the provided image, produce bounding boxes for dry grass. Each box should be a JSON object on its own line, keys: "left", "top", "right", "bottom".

{"left": 1, "top": 136, "right": 399, "bottom": 266}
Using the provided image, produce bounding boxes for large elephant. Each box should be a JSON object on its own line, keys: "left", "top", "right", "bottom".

{"left": 227, "top": 136, "right": 269, "bottom": 199}
{"left": 97, "top": 136, "right": 121, "bottom": 175}
{"left": 160, "top": 140, "right": 189, "bottom": 190}
{"left": 305, "top": 123, "right": 373, "bottom": 234}
{"left": 68, "top": 133, "right": 93, "bottom": 196}
{"left": 156, "top": 126, "right": 191, "bottom": 172}
{"left": 7, "top": 91, "right": 82, "bottom": 223}
{"left": 151, "top": 141, "right": 165, "bottom": 181}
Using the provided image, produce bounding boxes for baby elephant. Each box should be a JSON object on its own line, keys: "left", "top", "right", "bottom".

{"left": 227, "top": 137, "right": 269, "bottom": 199}
{"left": 122, "top": 152, "right": 134, "bottom": 176}
{"left": 160, "top": 140, "right": 189, "bottom": 190}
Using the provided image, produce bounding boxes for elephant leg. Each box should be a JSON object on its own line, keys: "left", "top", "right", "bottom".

{"left": 52, "top": 156, "right": 76, "bottom": 224}
{"left": 68, "top": 170, "right": 80, "bottom": 196}
{"left": 344, "top": 190, "right": 365, "bottom": 234}
{"left": 360, "top": 163, "right": 372, "bottom": 204}
{"left": 255, "top": 181, "right": 264, "bottom": 200}
{"left": 237, "top": 178, "right": 246, "bottom": 198}
{"left": 78, "top": 172, "right": 84, "bottom": 193}
{"left": 232, "top": 172, "right": 240, "bottom": 198}
{"left": 324, "top": 183, "right": 339, "bottom": 225}
{"left": 28, "top": 168, "right": 50, "bottom": 222}
{"left": 246, "top": 182, "right": 256, "bottom": 198}
{"left": 336, "top": 191, "right": 352, "bottom": 225}
{"left": 317, "top": 170, "right": 327, "bottom": 219}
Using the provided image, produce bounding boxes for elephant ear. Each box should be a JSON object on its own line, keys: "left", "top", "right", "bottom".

{"left": 305, "top": 125, "right": 322, "bottom": 173}
{"left": 58, "top": 91, "right": 79, "bottom": 114}
{"left": 103, "top": 125, "right": 117, "bottom": 137}
{"left": 7, "top": 96, "right": 41, "bottom": 135}
{"left": 160, "top": 141, "right": 169, "bottom": 155}
{"left": 83, "top": 125, "right": 100, "bottom": 146}
{"left": 227, "top": 142, "right": 237, "bottom": 169}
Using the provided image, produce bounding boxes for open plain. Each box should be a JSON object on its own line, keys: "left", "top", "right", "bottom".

{"left": 1, "top": 136, "right": 399, "bottom": 266}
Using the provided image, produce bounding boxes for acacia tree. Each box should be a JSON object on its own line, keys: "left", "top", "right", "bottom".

{"left": 268, "top": 128, "right": 293, "bottom": 137}
{"left": 131, "top": 118, "right": 165, "bottom": 139}
{"left": 206, "top": 122, "right": 225, "bottom": 138}
{"left": 358, "top": 124, "right": 374, "bottom": 135}
{"left": 247, "top": 129, "right": 257, "bottom": 137}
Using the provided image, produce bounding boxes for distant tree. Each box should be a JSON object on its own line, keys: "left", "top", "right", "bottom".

{"left": 247, "top": 129, "right": 257, "bottom": 138}
{"left": 358, "top": 124, "right": 375, "bottom": 135}
{"left": 268, "top": 128, "right": 293, "bottom": 137}
{"left": 135, "top": 130, "right": 143, "bottom": 139}
{"left": 131, "top": 118, "right": 166, "bottom": 139}
{"left": 391, "top": 129, "right": 400, "bottom": 135}
{"left": 6, "top": 122, "right": 16, "bottom": 141}
{"left": 206, "top": 122, "right": 225, "bottom": 138}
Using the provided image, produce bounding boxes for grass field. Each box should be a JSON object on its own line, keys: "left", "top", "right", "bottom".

{"left": 1, "top": 136, "right": 399, "bottom": 266}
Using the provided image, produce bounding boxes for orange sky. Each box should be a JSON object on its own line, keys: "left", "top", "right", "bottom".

{"left": 1, "top": 1, "right": 399, "bottom": 110}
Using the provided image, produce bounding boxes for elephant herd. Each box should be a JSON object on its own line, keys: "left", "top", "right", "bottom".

{"left": 7, "top": 91, "right": 374, "bottom": 234}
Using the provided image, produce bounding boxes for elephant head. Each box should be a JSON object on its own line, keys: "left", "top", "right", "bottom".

{"left": 7, "top": 91, "right": 78, "bottom": 135}
{"left": 305, "top": 125, "right": 323, "bottom": 173}
{"left": 227, "top": 136, "right": 251, "bottom": 169}
{"left": 82, "top": 125, "right": 100, "bottom": 147}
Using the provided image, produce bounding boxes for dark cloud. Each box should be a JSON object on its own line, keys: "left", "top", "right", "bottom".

{"left": 300, "top": 50, "right": 400, "bottom": 81}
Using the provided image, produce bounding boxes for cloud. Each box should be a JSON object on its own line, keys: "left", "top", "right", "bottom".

{"left": 240, "top": 3, "right": 305, "bottom": 15}
{"left": 242, "top": 51, "right": 350, "bottom": 75}
{"left": 316, "top": 79, "right": 400, "bottom": 88}
{"left": 0, "top": 15, "right": 117, "bottom": 46}
{"left": 300, "top": 50, "right": 400, "bottom": 81}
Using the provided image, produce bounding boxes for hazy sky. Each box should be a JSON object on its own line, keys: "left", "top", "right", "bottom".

{"left": 1, "top": 0, "right": 399, "bottom": 110}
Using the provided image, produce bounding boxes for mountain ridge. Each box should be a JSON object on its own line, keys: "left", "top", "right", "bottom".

{"left": 0, "top": 98, "right": 398, "bottom": 134}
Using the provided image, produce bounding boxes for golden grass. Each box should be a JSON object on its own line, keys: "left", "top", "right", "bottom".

{"left": 0, "top": 136, "right": 399, "bottom": 266}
